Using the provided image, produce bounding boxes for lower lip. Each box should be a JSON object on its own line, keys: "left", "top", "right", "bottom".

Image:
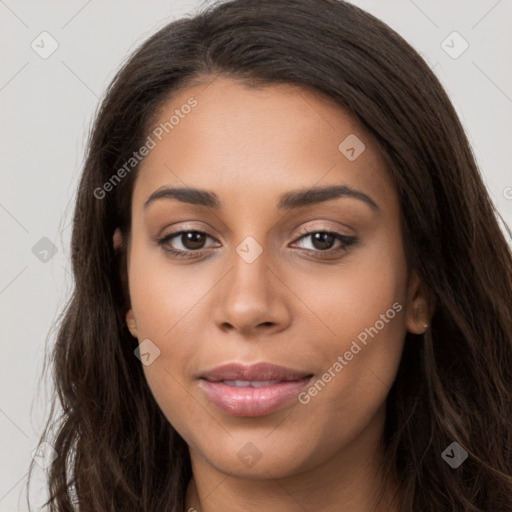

{"left": 199, "top": 378, "right": 312, "bottom": 417}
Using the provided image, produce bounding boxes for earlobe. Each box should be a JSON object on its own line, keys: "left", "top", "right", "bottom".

{"left": 405, "top": 271, "right": 432, "bottom": 335}
{"left": 126, "top": 309, "right": 138, "bottom": 338}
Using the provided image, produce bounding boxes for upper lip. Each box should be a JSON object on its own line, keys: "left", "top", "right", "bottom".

{"left": 200, "top": 362, "right": 312, "bottom": 382}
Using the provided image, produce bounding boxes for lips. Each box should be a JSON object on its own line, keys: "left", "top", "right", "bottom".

{"left": 199, "top": 362, "right": 313, "bottom": 417}
{"left": 200, "top": 362, "right": 312, "bottom": 382}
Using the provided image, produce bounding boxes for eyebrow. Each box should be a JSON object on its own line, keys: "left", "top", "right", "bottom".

{"left": 143, "top": 184, "right": 379, "bottom": 211}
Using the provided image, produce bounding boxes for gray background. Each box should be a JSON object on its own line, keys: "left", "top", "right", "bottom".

{"left": 1, "top": 0, "right": 511, "bottom": 510}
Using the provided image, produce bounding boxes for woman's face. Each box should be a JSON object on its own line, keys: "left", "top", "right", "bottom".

{"left": 122, "top": 76, "right": 429, "bottom": 481}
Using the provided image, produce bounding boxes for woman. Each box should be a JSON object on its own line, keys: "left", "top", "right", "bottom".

{"left": 30, "top": 0, "right": 512, "bottom": 510}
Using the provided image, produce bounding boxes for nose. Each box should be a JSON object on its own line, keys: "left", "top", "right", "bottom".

{"left": 213, "top": 244, "right": 292, "bottom": 337}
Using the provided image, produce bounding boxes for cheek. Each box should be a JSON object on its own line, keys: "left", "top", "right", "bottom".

{"left": 127, "top": 238, "right": 213, "bottom": 343}
{"left": 126, "top": 242, "right": 230, "bottom": 433}
{"left": 289, "top": 237, "right": 408, "bottom": 414}
{"left": 291, "top": 233, "right": 407, "bottom": 349}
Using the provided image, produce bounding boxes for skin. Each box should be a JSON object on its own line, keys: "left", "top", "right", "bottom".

{"left": 118, "top": 76, "right": 431, "bottom": 512}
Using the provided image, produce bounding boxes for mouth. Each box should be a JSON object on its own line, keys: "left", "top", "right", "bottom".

{"left": 198, "top": 362, "right": 314, "bottom": 417}
{"left": 219, "top": 379, "right": 284, "bottom": 387}
{"left": 200, "top": 361, "right": 312, "bottom": 382}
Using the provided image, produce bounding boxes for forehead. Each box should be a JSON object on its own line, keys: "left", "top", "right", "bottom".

{"left": 131, "top": 76, "right": 397, "bottom": 215}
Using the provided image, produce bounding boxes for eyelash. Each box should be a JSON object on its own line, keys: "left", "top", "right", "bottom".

{"left": 156, "top": 226, "right": 357, "bottom": 260}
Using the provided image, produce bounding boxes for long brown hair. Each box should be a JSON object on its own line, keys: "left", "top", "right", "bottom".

{"left": 28, "top": 0, "right": 512, "bottom": 510}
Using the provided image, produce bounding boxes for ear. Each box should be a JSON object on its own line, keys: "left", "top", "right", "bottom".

{"left": 113, "top": 227, "right": 123, "bottom": 250}
{"left": 405, "top": 270, "right": 432, "bottom": 334}
{"left": 114, "top": 227, "right": 135, "bottom": 335}
{"left": 126, "top": 309, "right": 138, "bottom": 338}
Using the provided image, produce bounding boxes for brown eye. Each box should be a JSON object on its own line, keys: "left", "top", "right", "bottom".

{"left": 179, "top": 231, "right": 207, "bottom": 250}
{"left": 157, "top": 230, "right": 219, "bottom": 258}
{"left": 309, "top": 232, "right": 337, "bottom": 251}
{"left": 293, "top": 230, "right": 357, "bottom": 256}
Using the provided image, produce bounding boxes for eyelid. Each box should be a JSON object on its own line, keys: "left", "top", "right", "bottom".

{"left": 294, "top": 223, "right": 355, "bottom": 238}
{"left": 160, "top": 223, "right": 217, "bottom": 238}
